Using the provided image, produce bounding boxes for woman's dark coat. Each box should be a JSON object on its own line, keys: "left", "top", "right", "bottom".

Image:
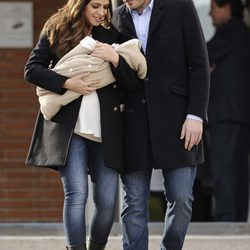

{"left": 24, "top": 26, "right": 139, "bottom": 172}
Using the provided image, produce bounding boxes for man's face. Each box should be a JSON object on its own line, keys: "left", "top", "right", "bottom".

{"left": 123, "top": 0, "right": 150, "bottom": 13}
{"left": 209, "top": 0, "right": 231, "bottom": 27}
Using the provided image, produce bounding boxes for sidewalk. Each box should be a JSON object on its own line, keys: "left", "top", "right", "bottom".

{"left": 1, "top": 223, "right": 250, "bottom": 250}
{"left": 1, "top": 235, "right": 250, "bottom": 250}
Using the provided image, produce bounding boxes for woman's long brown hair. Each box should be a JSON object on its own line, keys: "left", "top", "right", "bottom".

{"left": 42, "top": 0, "right": 112, "bottom": 57}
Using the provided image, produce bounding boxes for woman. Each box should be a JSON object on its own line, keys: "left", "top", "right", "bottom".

{"left": 24, "top": 0, "right": 139, "bottom": 249}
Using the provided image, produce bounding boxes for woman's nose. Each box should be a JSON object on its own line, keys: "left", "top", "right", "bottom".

{"left": 97, "top": 8, "right": 105, "bottom": 16}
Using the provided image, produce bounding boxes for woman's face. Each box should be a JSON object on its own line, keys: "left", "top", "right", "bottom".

{"left": 84, "top": 0, "right": 110, "bottom": 28}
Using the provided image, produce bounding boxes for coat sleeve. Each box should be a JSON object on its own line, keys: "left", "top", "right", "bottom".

{"left": 24, "top": 33, "right": 68, "bottom": 94}
{"left": 182, "top": 0, "right": 210, "bottom": 121}
{"left": 115, "top": 40, "right": 147, "bottom": 80}
{"left": 110, "top": 31, "right": 141, "bottom": 92}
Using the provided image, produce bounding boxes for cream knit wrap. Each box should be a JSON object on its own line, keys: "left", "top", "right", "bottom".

{"left": 37, "top": 37, "right": 147, "bottom": 120}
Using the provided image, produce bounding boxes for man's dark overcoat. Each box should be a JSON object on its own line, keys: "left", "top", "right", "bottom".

{"left": 113, "top": 0, "right": 210, "bottom": 171}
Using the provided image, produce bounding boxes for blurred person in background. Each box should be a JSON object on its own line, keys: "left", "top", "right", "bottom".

{"left": 207, "top": 0, "right": 250, "bottom": 221}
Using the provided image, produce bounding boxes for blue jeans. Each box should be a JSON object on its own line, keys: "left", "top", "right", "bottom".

{"left": 59, "top": 134, "right": 119, "bottom": 247}
{"left": 121, "top": 166, "right": 196, "bottom": 250}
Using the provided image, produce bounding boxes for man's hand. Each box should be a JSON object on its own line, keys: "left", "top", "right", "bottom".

{"left": 180, "top": 118, "right": 203, "bottom": 150}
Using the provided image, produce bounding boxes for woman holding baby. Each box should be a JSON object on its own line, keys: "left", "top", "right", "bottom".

{"left": 24, "top": 0, "right": 145, "bottom": 249}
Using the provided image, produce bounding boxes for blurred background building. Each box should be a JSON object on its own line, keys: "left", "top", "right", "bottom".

{"left": 0, "top": 0, "right": 65, "bottom": 222}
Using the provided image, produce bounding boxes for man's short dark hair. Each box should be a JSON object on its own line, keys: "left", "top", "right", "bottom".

{"left": 215, "top": 0, "right": 244, "bottom": 18}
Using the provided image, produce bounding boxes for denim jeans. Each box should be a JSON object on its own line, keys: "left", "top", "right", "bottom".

{"left": 59, "top": 134, "right": 119, "bottom": 247}
{"left": 121, "top": 166, "right": 196, "bottom": 250}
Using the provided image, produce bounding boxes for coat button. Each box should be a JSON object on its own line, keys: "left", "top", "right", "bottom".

{"left": 113, "top": 84, "right": 117, "bottom": 88}
{"left": 141, "top": 98, "right": 146, "bottom": 104}
{"left": 144, "top": 76, "right": 149, "bottom": 82}
{"left": 113, "top": 107, "right": 118, "bottom": 111}
{"left": 48, "top": 60, "right": 53, "bottom": 69}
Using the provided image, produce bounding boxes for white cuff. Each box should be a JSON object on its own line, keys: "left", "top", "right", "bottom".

{"left": 186, "top": 114, "right": 203, "bottom": 122}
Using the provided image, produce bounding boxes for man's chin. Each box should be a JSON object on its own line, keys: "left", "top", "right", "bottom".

{"left": 125, "top": 2, "right": 136, "bottom": 9}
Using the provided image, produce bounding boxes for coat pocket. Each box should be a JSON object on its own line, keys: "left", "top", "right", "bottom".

{"left": 155, "top": 29, "right": 181, "bottom": 40}
{"left": 170, "top": 85, "right": 188, "bottom": 96}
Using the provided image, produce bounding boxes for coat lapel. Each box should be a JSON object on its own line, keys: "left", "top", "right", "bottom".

{"left": 148, "top": 0, "right": 165, "bottom": 37}
{"left": 119, "top": 5, "right": 137, "bottom": 38}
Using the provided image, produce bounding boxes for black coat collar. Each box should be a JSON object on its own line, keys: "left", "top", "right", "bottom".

{"left": 118, "top": 0, "right": 165, "bottom": 37}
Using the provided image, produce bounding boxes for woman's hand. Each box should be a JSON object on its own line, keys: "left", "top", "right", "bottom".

{"left": 91, "top": 41, "right": 119, "bottom": 68}
{"left": 63, "top": 72, "right": 100, "bottom": 95}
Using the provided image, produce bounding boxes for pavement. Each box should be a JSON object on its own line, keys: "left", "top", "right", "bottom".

{"left": 1, "top": 223, "right": 250, "bottom": 250}
{"left": 1, "top": 235, "right": 250, "bottom": 250}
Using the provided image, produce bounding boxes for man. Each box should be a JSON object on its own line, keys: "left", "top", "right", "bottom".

{"left": 206, "top": 0, "right": 250, "bottom": 221}
{"left": 112, "top": 0, "right": 210, "bottom": 249}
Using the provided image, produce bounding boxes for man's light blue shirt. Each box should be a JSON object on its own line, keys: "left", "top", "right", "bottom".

{"left": 129, "top": 0, "right": 154, "bottom": 53}
{"left": 129, "top": 0, "right": 202, "bottom": 122}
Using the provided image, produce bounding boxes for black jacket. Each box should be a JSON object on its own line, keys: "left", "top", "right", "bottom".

{"left": 24, "top": 25, "right": 139, "bottom": 172}
{"left": 112, "top": 0, "right": 210, "bottom": 171}
{"left": 207, "top": 18, "right": 250, "bottom": 126}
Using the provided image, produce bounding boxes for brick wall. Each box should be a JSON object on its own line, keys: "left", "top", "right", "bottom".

{"left": 0, "top": 0, "right": 65, "bottom": 222}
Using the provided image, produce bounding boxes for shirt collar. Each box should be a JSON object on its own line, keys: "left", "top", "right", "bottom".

{"left": 129, "top": 0, "right": 154, "bottom": 15}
